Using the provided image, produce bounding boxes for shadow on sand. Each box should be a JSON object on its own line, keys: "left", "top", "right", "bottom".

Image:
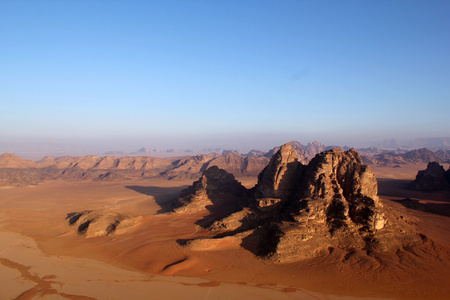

{"left": 125, "top": 185, "right": 189, "bottom": 214}
{"left": 390, "top": 197, "right": 450, "bottom": 217}
{"left": 377, "top": 178, "right": 450, "bottom": 217}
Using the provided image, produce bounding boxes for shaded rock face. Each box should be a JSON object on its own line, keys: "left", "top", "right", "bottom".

{"left": 171, "top": 166, "right": 248, "bottom": 213}
{"left": 66, "top": 210, "right": 141, "bottom": 238}
{"left": 410, "top": 162, "right": 450, "bottom": 191}
{"left": 253, "top": 143, "right": 303, "bottom": 208}
{"left": 176, "top": 143, "right": 421, "bottom": 263}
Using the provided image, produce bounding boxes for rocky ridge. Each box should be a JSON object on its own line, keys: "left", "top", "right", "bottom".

{"left": 173, "top": 143, "right": 424, "bottom": 263}
{"left": 0, "top": 153, "right": 269, "bottom": 186}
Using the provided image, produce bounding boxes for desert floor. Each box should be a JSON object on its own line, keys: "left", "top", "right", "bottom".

{"left": 0, "top": 164, "right": 449, "bottom": 300}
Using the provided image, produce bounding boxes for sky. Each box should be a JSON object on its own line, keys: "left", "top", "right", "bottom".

{"left": 1, "top": 0, "right": 449, "bottom": 156}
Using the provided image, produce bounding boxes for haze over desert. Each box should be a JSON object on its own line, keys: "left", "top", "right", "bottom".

{"left": 1, "top": 1, "right": 450, "bottom": 299}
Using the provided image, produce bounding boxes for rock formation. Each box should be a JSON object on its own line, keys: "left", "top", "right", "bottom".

{"left": 66, "top": 210, "right": 142, "bottom": 238}
{"left": 174, "top": 143, "right": 423, "bottom": 263}
{"left": 410, "top": 162, "right": 450, "bottom": 191}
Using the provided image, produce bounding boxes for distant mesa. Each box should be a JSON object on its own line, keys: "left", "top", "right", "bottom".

{"left": 66, "top": 210, "right": 142, "bottom": 238}
{"left": 172, "top": 143, "right": 426, "bottom": 263}
{"left": 410, "top": 162, "right": 450, "bottom": 191}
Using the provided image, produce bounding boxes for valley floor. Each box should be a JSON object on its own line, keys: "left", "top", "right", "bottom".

{"left": 0, "top": 164, "right": 449, "bottom": 300}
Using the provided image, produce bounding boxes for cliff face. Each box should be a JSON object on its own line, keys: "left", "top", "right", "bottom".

{"left": 174, "top": 143, "right": 422, "bottom": 263}
{"left": 254, "top": 143, "right": 302, "bottom": 202}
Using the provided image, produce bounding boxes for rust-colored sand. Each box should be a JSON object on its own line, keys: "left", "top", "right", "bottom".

{"left": 0, "top": 166, "right": 449, "bottom": 299}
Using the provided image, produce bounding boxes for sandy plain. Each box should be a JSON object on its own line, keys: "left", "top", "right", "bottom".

{"left": 0, "top": 164, "right": 449, "bottom": 300}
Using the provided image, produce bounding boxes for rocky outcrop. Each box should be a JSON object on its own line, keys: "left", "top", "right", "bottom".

{"left": 410, "top": 162, "right": 450, "bottom": 191}
{"left": 66, "top": 210, "right": 142, "bottom": 238}
{"left": 177, "top": 143, "right": 422, "bottom": 263}
{"left": 171, "top": 166, "right": 248, "bottom": 213}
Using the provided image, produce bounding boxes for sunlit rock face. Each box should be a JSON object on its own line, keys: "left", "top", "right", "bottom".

{"left": 268, "top": 148, "right": 388, "bottom": 262}
{"left": 174, "top": 144, "right": 422, "bottom": 263}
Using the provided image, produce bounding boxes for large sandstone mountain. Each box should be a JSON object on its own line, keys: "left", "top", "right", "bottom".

{"left": 410, "top": 162, "right": 450, "bottom": 191}
{"left": 173, "top": 143, "right": 425, "bottom": 263}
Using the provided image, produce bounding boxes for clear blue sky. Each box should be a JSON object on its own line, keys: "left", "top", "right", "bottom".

{"left": 1, "top": 0, "right": 449, "bottom": 154}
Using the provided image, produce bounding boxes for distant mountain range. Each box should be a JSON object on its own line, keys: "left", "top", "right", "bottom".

{"left": 377, "top": 137, "right": 450, "bottom": 150}
{"left": 1, "top": 140, "right": 449, "bottom": 187}
{"left": 1, "top": 137, "right": 449, "bottom": 160}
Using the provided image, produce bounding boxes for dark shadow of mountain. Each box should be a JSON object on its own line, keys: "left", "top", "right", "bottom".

{"left": 193, "top": 203, "right": 241, "bottom": 229}
{"left": 240, "top": 223, "right": 281, "bottom": 257}
{"left": 391, "top": 198, "right": 450, "bottom": 217}
{"left": 377, "top": 178, "right": 450, "bottom": 202}
{"left": 125, "top": 185, "right": 188, "bottom": 214}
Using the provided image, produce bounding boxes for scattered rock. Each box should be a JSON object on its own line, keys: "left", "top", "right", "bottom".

{"left": 66, "top": 210, "right": 142, "bottom": 238}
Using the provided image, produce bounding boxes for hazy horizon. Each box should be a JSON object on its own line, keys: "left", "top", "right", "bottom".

{"left": 2, "top": 135, "right": 450, "bottom": 161}
{"left": 1, "top": 1, "right": 449, "bottom": 158}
